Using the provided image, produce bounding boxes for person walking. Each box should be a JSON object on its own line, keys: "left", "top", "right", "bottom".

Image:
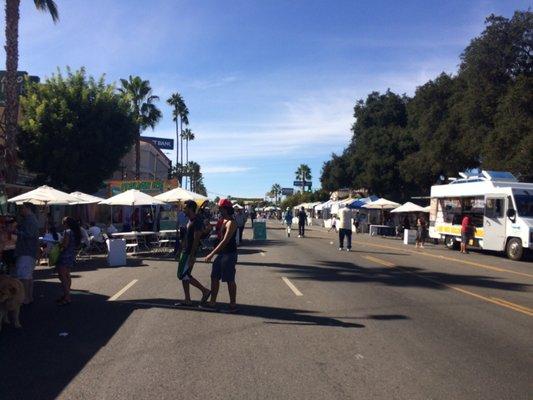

{"left": 176, "top": 200, "right": 211, "bottom": 306}
{"left": 297, "top": 207, "right": 307, "bottom": 237}
{"left": 234, "top": 208, "right": 245, "bottom": 245}
{"left": 56, "top": 217, "right": 82, "bottom": 305}
{"left": 328, "top": 214, "right": 337, "bottom": 232}
{"left": 205, "top": 199, "right": 238, "bottom": 312}
{"left": 415, "top": 215, "right": 427, "bottom": 249}
{"left": 14, "top": 203, "right": 39, "bottom": 305}
{"left": 460, "top": 214, "right": 473, "bottom": 254}
{"left": 338, "top": 207, "right": 353, "bottom": 251}
{"left": 284, "top": 207, "right": 293, "bottom": 237}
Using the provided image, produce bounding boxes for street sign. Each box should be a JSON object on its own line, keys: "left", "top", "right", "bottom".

{"left": 143, "top": 136, "right": 174, "bottom": 150}
{"left": 0, "top": 71, "right": 40, "bottom": 106}
{"left": 293, "top": 181, "right": 312, "bottom": 187}
{"left": 281, "top": 188, "right": 294, "bottom": 195}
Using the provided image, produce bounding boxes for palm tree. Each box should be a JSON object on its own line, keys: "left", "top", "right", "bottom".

{"left": 166, "top": 92, "right": 188, "bottom": 186}
{"left": 2, "top": 0, "right": 58, "bottom": 185}
{"left": 181, "top": 128, "right": 195, "bottom": 189}
{"left": 119, "top": 76, "right": 162, "bottom": 180}
{"left": 270, "top": 183, "right": 282, "bottom": 204}
{"left": 295, "top": 164, "right": 312, "bottom": 192}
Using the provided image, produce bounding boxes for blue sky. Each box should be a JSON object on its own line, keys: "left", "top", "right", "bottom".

{"left": 8, "top": 0, "right": 531, "bottom": 198}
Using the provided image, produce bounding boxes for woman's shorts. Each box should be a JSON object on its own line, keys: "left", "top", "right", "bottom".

{"left": 211, "top": 252, "right": 238, "bottom": 283}
{"left": 15, "top": 255, "right": 36, "bottom": 279}
{"left": 461, "top": 232, "right": 469, "bottom": 243}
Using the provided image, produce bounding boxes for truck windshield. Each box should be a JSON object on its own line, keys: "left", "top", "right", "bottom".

{"left": 513, "top": 190, "right": 533, "bottom": 218}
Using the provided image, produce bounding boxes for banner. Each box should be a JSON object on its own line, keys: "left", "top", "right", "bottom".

{"left": 108, "top": 179, "right": 178, "bottom": 196}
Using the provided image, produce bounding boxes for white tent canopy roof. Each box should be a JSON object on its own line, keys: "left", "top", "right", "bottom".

{"left": 390, "top": 202, "right": 425, "bottom": 213}
{"left": 99, "top": 189, "right": 166, "bottom": 206}
{"left": 70, "top": 191, "right": 105, "bottom": 205}
{"left": 233, "top": 203, "right": 244, "bottom": 209}
{"left": 8, "top": 185, "right": 79, "bottom": 205}
{"left": 154, "top": 187, "right": 208, "bottom": 203}
{"left": 363, "top": 198, "right": 401, "bottom": 209}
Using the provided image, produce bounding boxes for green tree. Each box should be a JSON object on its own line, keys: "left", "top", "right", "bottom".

{"left": 320, "top": 153, "right": 351, "bottom": 192}
{"left": 181, "top": 128, "right": 195, "bottom": 189}
{"left": 455, "top": 11, "right": 533, "bottom": 168}
{"left": 270, "top": 183, "right": 282, "bottom": 204}
{"left": 119, "top": 75, "right": 162, "bottom": 180}
{"left": 167, "top": 92, "right": 189, "bottom": 185}
{"left": 400, "top": 73, "right": 465, "bottom": 193}
{"left": 186, "top": 161, "right": 207, "bottom": 195}
{"left": 347, "top": 90, "right": 416, "bottom": 201}
{"left": 17, "top": 68, "right": 136, "bottom": 192}
{"left": 2, "top": 0, "right": 59, "bottom": 186}
{"left": 295, "top": 164, "right": 312, "bottom": 192}
{"left": 482, "top": 75, "right": 533, "bottom": 181}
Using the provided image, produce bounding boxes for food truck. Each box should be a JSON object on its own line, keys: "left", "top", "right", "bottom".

{"left": 429, "top": 171, "right": 533, "bottom": 261}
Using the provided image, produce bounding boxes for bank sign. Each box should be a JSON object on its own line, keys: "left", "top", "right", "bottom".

{"left": 0, "top": 71, "right": 40, "bottom": 106}
{"left": 143, "top": 136, "right": 174, "bottom": 150}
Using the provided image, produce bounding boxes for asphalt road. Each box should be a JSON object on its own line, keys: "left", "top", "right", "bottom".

{"left": 1, "top": 222, "right": 532, "bottom": 400}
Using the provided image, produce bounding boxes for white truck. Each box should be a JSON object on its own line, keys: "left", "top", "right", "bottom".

{"left": 429, "top": 171, "right": 533, "bottom": 261}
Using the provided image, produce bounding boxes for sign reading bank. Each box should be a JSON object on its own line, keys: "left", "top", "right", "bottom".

{"left": 143, "top": 136, "right": 174, "bottom": 150}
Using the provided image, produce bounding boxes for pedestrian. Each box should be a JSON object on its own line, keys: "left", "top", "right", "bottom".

{"left": 14, "top": 203, "right": 39, "bottom": 304}
{"left": 415, "top": 215, "right": 427, "bottom": 249}
{"left": 284, "top": 207, "right": 293, "bottom": 237}
{"left": 56, "top": 217, "right": 82, "bottom": 305}
{"left": 338, "top": 207, "right": 353, "bottom": 251}
{"left": 234, "top": 208, "right": 245, "bottom": 244}
{"left": 327, "top": 214, "right": 337, "bottom": 232}
{"left": 297, "top": 206, "right": 307, "bottom": 237}
{"left": 353, "top": 212, "right": 360, "bottom": 234}
{"left": 174, "top": 205, "right": 188, "bottom": 255}
{"left": 460, "top": 214, "right": 473, "bottom": 254}
{"left": 175, "top": 200, "right": 211, "bottom": 306}
{"left": 205, "top": 199, "right": 239, "bottom": 312}
{"left": 250, "top": 209, "right": 257, "bottom": 227}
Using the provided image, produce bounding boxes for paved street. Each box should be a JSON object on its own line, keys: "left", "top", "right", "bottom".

{"left": 1, "top": 221, "right": 532, "bottom": 400}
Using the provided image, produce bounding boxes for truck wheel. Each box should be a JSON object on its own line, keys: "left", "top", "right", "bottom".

{"left": 445, "top": 235, "right": 459, "bottom": 250}
{"left": 506, "top": 238, "right": 523, "bottom": 261}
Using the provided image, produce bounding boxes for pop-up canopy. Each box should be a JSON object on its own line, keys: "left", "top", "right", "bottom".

{"left": 8, "top": 185, "right": 79, "bottom": 205}
{"left": 70, "top": 191, "right": 105, "bottom": 205}
{"left": 99, "top": 189, "right": 166, "bottom": 206}
{"left": 390, "top": 202, "right": 426, "bottom": 213}
{"left": 362, "top": 198, "right": 401, "bottom": 210}
{"left": 154, "top": 187, "right": 208, "bottom": 203}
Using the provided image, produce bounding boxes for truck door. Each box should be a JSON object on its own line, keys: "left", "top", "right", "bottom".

{"left": 483, "top": 195, "right": 507, "bottom": 251}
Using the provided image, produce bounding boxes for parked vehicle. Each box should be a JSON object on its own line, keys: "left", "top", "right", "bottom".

{"left": 429, "top": 171, "right": 533, "bottom": 261}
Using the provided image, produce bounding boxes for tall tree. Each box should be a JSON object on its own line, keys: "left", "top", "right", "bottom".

{"left": 17, "top": 68, "right": 136, "bottom": 192}
{"left": 270, "top": 183, "right": 282, "bottom": 204}
{"left": 119, "top": 75, "right": 161, "bottom": 180}
{"left": 181, "top": 128, "right": 195, "bottom": 189}
{"left": 2, "top": 0, "right": 58, "bottom": 187}
{"left": 166, "top": 92, "right": 188, "bottom": 186}
{"left": 295, "top": 164, "right": 311, "bottom": 192}
{"left": 186, "top": 161, "right": 207, "bottom": 195}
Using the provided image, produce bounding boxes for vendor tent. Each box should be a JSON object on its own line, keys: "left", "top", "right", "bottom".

{"left": 8, "top": 185, "right": 79, "bottom": 205}
{"left": 347, "top": 195, "right": 379, "bottom": 209}
{"left": 100, "top": 189, "right": 166, "bottom": 206}
{"left": 362, "top": 198, "right": 401, "bottom": 210}
{"left": 70, "top": 191, "right": 105, "bottom": 205}
{"left": 233, "top": 203, "right": 244, "bottom": 209}
{"left": 154, "top": 187, "right": 208, "bottom": 203}
{"left": 390, "top": 202, "right": 425, "bottom": 213}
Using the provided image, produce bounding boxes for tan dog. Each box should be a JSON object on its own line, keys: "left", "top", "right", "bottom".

{"left": 0, "top": 275, "right": 25, "bottom": 332}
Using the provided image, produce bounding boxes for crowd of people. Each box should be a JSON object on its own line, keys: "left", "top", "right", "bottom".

{"left": 0, "top": 198, "right": 247, "bottom": 324}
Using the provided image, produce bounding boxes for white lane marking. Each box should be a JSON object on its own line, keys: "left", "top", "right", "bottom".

{"left": 260, "top": 252, "right": 266, "bottom": 257}
{"left": 108, "top": 279, "right": 138, "bottom": 301}
{"left": 282, "top": 277, "right": 303, "bottom": 296}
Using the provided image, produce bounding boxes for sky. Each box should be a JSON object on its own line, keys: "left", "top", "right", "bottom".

{"left": 5, "top": 0, "right": 531, "bottom": 198}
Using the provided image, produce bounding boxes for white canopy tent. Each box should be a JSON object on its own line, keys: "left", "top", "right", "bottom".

{"left": 233, "top": 203, "right": 244, "bottom": 209}
{"left": 8, "top": 185, "right": 79, "bottom": 205}
{"left": 362, "top": 198, "right": 401, "bottom": 210}
{"left": 100, "top": 189, "right": 166, "bottom": 207}
{"left": 70, "top": 191, "right": 105, "bottom": 205}
{"left": 154, "top": 187, "right": 208, "bottom": 203}
{"left": 390, "top": 202, "right": 425, "bottom": 213}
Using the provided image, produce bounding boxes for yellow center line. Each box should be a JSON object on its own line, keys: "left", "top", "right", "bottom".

{"left": 363, "top": 256, "right": 533, "bottom": 317}
{"left": 354, "top": 240, "right": 533, "bottom": 279}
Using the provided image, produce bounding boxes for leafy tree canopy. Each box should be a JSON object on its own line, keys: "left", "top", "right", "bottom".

{"left": 18, "top": 67, "right": 136, "bottom": 192}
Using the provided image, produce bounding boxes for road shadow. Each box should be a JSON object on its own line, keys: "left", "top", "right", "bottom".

{"left": 0, "top": 280, "right": 371, "bottom": 400}
{"left": 236, "top": 260, "right": 530, "bottom": 292}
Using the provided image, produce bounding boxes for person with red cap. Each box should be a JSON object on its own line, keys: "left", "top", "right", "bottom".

{"left": 205, "top": 198, "right": 239, "bottom": 312}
